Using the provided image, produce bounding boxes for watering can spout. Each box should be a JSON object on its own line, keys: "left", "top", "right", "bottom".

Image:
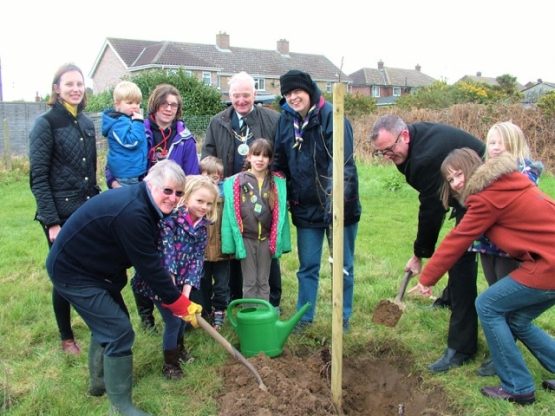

{"left": 276, "top": 303, "right": 311, "bottom": 346}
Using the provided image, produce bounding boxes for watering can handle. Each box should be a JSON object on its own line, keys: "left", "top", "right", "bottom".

{"left": 227, "top": 298, "right": 274, "bottom": 328}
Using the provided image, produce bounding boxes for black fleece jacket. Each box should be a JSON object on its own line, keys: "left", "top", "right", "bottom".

{"left": 398, "top": 122, "right": 485, "bottom": 258}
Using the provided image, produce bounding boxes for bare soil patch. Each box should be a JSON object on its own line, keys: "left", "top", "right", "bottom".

{"left": 217, "top": 341, "right": 456, "bottom": 415}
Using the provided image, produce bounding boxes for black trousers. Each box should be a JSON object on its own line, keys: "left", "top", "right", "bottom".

{"left": 446, "top": 250, "right": 478, "bottom": 356}
{"left": 132, "top": 288, "right": 155, "bottom": 324}
{"left": 40, "top": 221, "right": 75, "bottom": 340}
{"left": 229, "top": 257, "right": 282, "bottom": 307}
{"left": 200, "top": 260, "right": 230, "bottom": 313}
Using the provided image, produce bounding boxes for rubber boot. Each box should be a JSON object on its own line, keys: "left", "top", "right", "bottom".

{"left": 104, "top": 355, "right": 151, "bottom": 416}
{"left": 176, "top": 336, "right": 193, "bottom": 365}
{"left": 88, "top": 340, "right": 105, "bottom": 396}
{"left": 162, "top": 349, "right": 183, "bottom": 380}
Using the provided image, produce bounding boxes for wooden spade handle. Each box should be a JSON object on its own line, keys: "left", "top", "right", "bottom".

{"left": 196, "top": 315, "right": 268, "bottom": 391}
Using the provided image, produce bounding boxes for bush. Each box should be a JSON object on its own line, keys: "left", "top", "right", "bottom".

{"left": 396, "top": 76, "right": 522, "bottom": 110}
{"left": 86, "top": 69, "right": 225, "bottom": 117}
{"left": 537, "top": 91, "right": 555, "bottom": 118}
{"left": 86, "top": 90, "right": 112, "bottom": 112}
{"left": 322, "top": 91, "right": 377, "bottom": 118}
{"left": 350, "top": 103, "right": 555, "bottom": 171}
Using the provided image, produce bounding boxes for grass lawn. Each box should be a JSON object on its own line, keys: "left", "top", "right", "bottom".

{"left": 1, "top": 162, "right": 554, "bottom": 415}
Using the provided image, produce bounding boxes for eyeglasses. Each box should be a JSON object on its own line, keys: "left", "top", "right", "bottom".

{"left": 161, "top": 102, "right": 179, "bottom": 110}
{"left": 373, "top": 130, "right": 404, "bottom": 158}
{"left": 162, "top": 187, "right": 184, "bottom": 197}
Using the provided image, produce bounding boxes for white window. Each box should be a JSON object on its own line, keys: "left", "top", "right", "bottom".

{"left": 393, "top": 87, "right": 402, "bottom": 97}
{"left": 254, "top": 77, "right": 266, "bottom": 91}
{"left": 326, "top": 82, "right": 333, "bottom": 93}
{"left": 184, "top": 70, "right": 193, "bottom": 77}
{"left": 372, "top": 85, "right": 381, "bottom": 97}
{"left": 202, "top": 72, "right": 212, "bottom": 86}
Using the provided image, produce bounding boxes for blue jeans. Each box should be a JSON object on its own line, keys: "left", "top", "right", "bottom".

{"left": 476, "top": 276, "right": 555, "bottom": 394}
{"left": 115, "top": 177, "right": 140, "bottom": 186}
{"left": 51, "top": 280, "right": 134, "bottom": 357}
{"left": 154, "top": 301, "right": 186, "bottom": 351}
{"left": 296, "top": 223, "right": 358, "bottom": 322}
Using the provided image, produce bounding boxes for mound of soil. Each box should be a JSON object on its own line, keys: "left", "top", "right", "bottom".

{"left": 371, "top": 299, "right": 404, "bottom": 327}
{"left": 218, "top": 342, "right": 455, "bottom": 415}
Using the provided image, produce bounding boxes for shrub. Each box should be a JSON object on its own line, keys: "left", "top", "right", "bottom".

{"left": 351, "top": 103, "right": 555, "bottom": 172}
{"left": 537, "top": 91, "right": 555, "bottom": 118}
{"left": 86, "top": 69, "right": 225, "bottom": 117}
{"left": 322, "top": 92, "right": 377, "bottom": 118}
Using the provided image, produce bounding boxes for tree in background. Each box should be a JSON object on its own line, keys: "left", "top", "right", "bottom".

{"left": 397, "top": 74, "right": 522, "bottom": 110}
{"left": 322, "top": 91, "right": 377, "bottom": 117}
{"left": 537, "top": 91, "right": 555, "bottom": 118}
{"left": 396, "top": 81, "right": 458, "bottom": 110}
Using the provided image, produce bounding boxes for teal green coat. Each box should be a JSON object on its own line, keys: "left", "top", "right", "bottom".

{"left": 222, "top": 172, "right": 291, "bottom": 259}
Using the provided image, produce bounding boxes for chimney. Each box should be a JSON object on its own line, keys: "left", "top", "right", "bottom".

{"left": 476, "top": 71, "right": 482, "bottom": 77}
{"left": 216, "top": 32, "right": 230, "bottom": 50}
{"left": 277, "top": 39, "right": 289, "bottom": 55}
{"left": 378, "top": 60, "right": 384, "bottom": 70}
{"left": 415, "top": 64, "right": 421, "bottom": 72}
{"left": 35, "top": 91, "right": 41, "bottom": 102}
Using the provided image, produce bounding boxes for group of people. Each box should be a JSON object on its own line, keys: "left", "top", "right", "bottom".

{"left": 30, "top": 64, "right": 359, "bottom": 415}
{"left": 371, "top": 116, "right": 555, "bottom": 405}
{"left": 29, "top": 62, "right": 555, "bottom": 412}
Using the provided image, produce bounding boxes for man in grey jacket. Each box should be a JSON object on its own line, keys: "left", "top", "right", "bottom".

{"left": 201, "top": 71, "right": 282, "bottom": 309}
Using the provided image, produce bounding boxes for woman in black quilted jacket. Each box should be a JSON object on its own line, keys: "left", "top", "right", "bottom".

{"left": 29, "top": 63, "right": 100, "bottom": 355}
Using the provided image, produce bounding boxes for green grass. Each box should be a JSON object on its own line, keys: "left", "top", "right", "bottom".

{"left": 1, "top": 163, "right": 555, "bottom": 415}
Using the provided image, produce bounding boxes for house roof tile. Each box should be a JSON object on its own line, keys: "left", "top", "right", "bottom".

{"left": 349, "top": 66, "right": 436, "bottom": 88}
{"left": 102, "top": 37, "right": 349, "bottom": 83}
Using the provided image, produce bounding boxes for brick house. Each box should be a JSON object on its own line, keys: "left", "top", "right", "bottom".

{"left": 89, "top": 32, "right": 350, "bottom": 101}
{"left": 349, "top": 60, "right": 436, "bottom": 106}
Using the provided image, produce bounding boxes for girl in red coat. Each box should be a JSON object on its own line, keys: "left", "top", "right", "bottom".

{"left": 413, "top": 148, "right": 555, "bottom": 405}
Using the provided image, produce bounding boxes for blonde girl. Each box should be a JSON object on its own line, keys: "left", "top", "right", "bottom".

{"left": 132, "top": 175, "right": 218, "bottom": 379}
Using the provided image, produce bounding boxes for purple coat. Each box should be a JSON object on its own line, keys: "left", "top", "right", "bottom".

{"left": 144, "top": 118, "right": 200, "bottom": 174}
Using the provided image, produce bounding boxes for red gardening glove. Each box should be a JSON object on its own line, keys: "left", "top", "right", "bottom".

{"left": 162, "top": 295, "right": 191, "bottom": 317}
{"left": 162, "top": 295, "right": 202, "bottom": 328}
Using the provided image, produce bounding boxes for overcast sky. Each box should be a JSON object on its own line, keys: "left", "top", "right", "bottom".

{"left": 1, "top": 0, "right": 552, "bottom": 101}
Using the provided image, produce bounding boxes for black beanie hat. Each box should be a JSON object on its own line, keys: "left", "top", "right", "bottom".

{"left": 280, "top": 70, "right": 315, "bottom": 98}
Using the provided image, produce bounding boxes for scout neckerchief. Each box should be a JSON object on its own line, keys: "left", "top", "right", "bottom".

{"left": 292, "top": 104, "right": 317, "bottom": 151}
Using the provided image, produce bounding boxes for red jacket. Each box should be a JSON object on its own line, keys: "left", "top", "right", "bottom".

{"left": 420, "top": 154, "right": 555, "bottom": 290}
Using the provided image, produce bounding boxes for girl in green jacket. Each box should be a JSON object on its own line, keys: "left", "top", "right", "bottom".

{"left": 222, "top": 138, "right": 291, "bottom": 301}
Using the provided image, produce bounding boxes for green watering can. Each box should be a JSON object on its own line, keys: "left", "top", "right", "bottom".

{"left": 227, "top": 299, "right": 311, "bottom": 358}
